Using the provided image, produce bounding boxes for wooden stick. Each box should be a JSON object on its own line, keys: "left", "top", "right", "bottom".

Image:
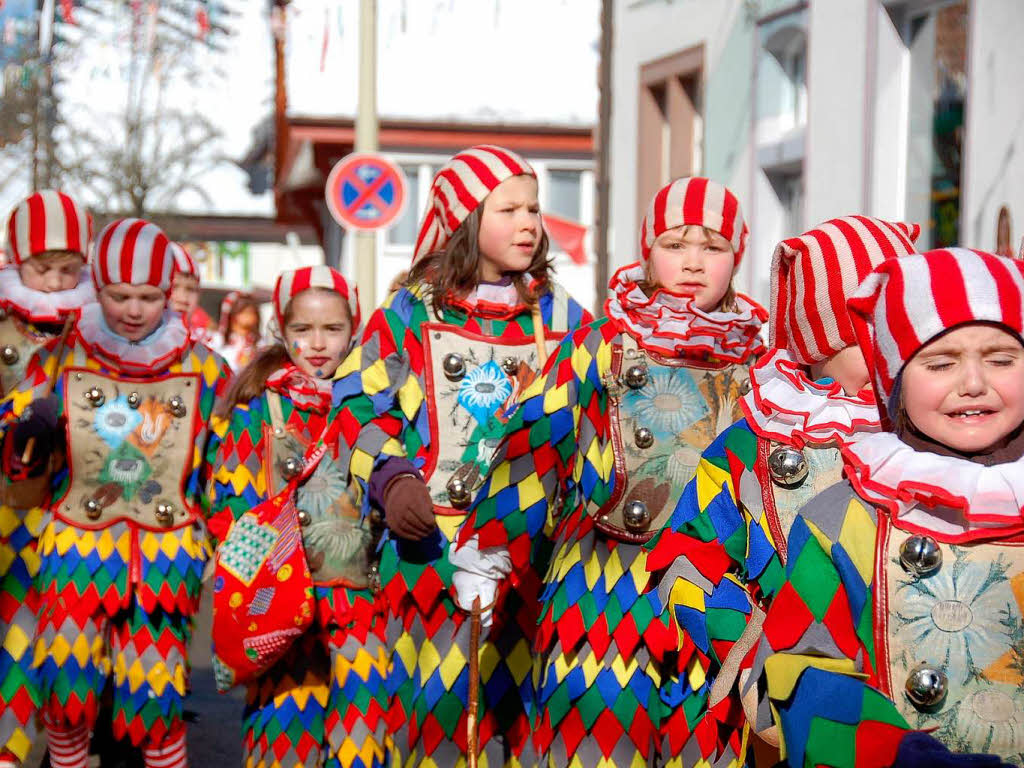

{"left": 467, "top": 595, "right": 482, "bottom": 768}
{"left": 21, "top": 313, "right": 74, "bottom": 466}
{"left": 531, "top": 305, "right": 549, "bottom": 369}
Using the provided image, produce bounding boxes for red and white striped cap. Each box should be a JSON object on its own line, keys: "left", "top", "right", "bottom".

{"left": 92, "top": 218, "right": 174, "bottom": 294}
{"left": 169, "top": 242, "right": 199, "bottom": 280}
{"left": 412, "top": 144, "right": 535, "bottom": 264}
{"left": 640, "top": 177, "right": 748, "bottom": 264}
{"left": 6, "top": 189, "right": 93, "bottom": 264}
{"left": 273, "top": 265, "right": 360, "bottom": 331}
{"left": 848, "top": 248, "right": 1024, "bottom": 408}
{"left": 771, "top": 216, "right": 920, "bottom": 365}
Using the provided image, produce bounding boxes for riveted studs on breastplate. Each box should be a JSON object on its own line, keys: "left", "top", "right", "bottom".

{"left": 905, "top": 662, "right": 948, "bottom": 710}
{"left": 442, "top": 353, "right": 467, "bottom": 382}
{"left": 83, "top": 497, "right": 103, "bottom": 520}
{"left": 167, "top": 395, "right": 187, "bottom": 418}
{"left": 767, "top": 446, "right": 809, "bottom": 488}
{"left": 126, "top": 391, "right": 142, "bottom": 409}
{"left": 623, "top": 499, "right": 650, "bottom": 532}
{"left": 899, "top": 534, "right": 942, "bottom": 578}
{"left": 622, "top": 363, "right": 649, "bottom": 390}
{"left": 500, "top": 356, "right": 519, "bottom": 376}
{"left": 282, "top": 456, "right": 303, "bottom": 481}
{"left": 84, "top": 386, "right": 105, "bottom": 407}
{"left": 446, "top": 476, "right": 471, "bottom": 508}
{"left": 296, "top": 509, "right": 312, "bottom": 527}
{"left": 0, "top": 345, "right": 18, "bottom": 366}
{"left": 634, "top": 426, "right": 655, "bottom": 449}
{"left": 155, "top": 502, "right": 176, "bottom": 527}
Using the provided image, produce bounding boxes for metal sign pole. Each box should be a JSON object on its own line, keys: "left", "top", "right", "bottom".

{"left": 355, "top": 0, "right": 379, "bottom": 318}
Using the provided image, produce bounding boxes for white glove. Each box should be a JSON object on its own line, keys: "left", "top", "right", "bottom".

{"left": 449, "top": 537, "right": 512, "bottom": 629}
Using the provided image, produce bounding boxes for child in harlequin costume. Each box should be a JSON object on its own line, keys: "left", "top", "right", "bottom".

{"left": 451, "top": 177, "right": 766, "bottom": 767}
{"left": 748, "top": 248, "right": 1024, "bottom": 767}
{"left": 214, "top": 291, "right": 262, "bottom": 372}
{"left": 168, "top": 243, "right": 211, "bottom": 340}
{"left": 208, "top": 265, "right": 391, "bottom": 768}
{"left": 643, "top": 216, "right": 920, "bottom": 758}
{"left": 0, "top": 190, "right": 93, "bottom": 767}
{"left": 0, "top": 218, "right": 232, "bottom": 768}
{"left": 321, "top": 144, "right": 592, "bottom": 768}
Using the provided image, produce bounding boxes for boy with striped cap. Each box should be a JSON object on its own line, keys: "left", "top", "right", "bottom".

{"left": 0, "top": 218, "right": 231, "bottom": 768}
{"left": 749, "top": 248, "right": 1024, "bottom": 766}
{"left": 0, "top": 190, "right": 93, "bottom": 767}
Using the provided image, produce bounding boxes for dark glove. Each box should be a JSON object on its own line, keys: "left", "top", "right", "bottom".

{"left": 892, "top": 732, "right": 1008, "bottom": 768}
{"left": 382, "top": 474, "right": 437, "bottom": 540}
{"left": 5, "top": 394, "right": 61, "bottom": 477}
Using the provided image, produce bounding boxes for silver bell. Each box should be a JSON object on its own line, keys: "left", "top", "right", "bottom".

{"left": 0, "top": 345, "right": 19, "bottom": 366}
{"left": 126, "top": 392, "right": 142, "bottom": 409}
{"left": 167, "top": 395, "right": 187, "bottom": 418}
{"left": 634, "top": 426, "right": 655, "bottom": 449}
{"left": 623, "top": 499, "right": 650, "bottom": 532}
{"left": 84, "top": 386, "right": 105, "bottom": 407}
{"left": 155, "top": 502, "right": 175, "bottom": 527}
{"left": 446, "top": 476, "right": 471, "bottom": 508}
{"left": 442, "top": 353, "right": 467, "bottom": 382}
{"left": 282, "top": 456, "right": 303, "bottom": 480}
{"left": 622, "top": 364, "right": 649, "bottom": 390}
{"left": 83, "top": 497, "right": 103, "bottom": 520}
{"left": 500, "top": 356, "right": 519, "bottom": 376}
{"left": 900, "top": 534, "right": 942, "bottom": 578}
{"left": 905, "top": 662, "right": 948, "bottom": 710}
{"left": 297, "top": 509, "right": 312, "bottom": 527}
{"left": 767, "top": 446, "right": 809, "bottom": 488}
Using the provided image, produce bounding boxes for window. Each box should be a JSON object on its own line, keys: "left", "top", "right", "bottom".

{"left": 547, "top": 170, "right": 582, "bottom": 220}
{"left": 386, "top": 164, "right": 421, "bottom": 247}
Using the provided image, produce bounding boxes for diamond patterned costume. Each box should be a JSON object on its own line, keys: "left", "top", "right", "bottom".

{"left": 455, "top": 310, "right": 763, "bottom": 768}
{"left": 209, "top": 371, "right": 391, "bottom": 768}
{"left": 0, "top": 325, "right": 231, "bottom": 751}
{"left": 323, "top": 280, "right": 589, "bottom": 768}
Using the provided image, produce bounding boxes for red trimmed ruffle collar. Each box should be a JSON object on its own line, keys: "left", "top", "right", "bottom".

{"left": 75, "top": 303, "right": 189, "bottom": 376}
{"left": 0, "top": 264, "right": 95, "bottom": 324}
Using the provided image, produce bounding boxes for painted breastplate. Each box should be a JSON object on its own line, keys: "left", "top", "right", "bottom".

{"left": 264, "top": 400, "right": 382, "bottom": 590}
{"left": 593, "top": 334, "right": 752, "bottom": 543}
{"left": 876, "top": 513, "right": 1024, "bottom": 763}
{"left": 58, "top": 368, "right": 199, "bottom": 530}
{"left": 759, "top": 440, "right": 844, "bottom": 562}
{"left": 421, "top": 321, "right": 564, "bottom": 515}
{"left": 0, "top": 312, "right": 51, "bottom": 395}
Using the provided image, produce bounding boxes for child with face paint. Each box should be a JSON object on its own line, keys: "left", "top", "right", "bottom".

{"left": 0, "top": 218, "right": 232, "bottom": 768}
{"left": 209, "top": 266, "right": 391, "bottom": 768}
{"left": 643, "top": 217, "right": 920, "bottom": 760}
{"left": 0, "top": 190, "right": 93, "bottom": 767}
{"left": 450, "top": 177, "right": 766, "bottom": 766}
{"left": 320, "top": 145, "right": 592, "bottom": 767}
{"left": 748, "top": 249, "right": 1024, "bottom": 767}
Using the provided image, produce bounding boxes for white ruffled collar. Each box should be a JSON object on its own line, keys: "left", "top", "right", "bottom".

{"left": 741, "top": 349, "right": 881, "bottom": 447}
{"left": 0, "top": 265, "right": 95, "bottom": 324}
{"left": 75, "top": 303, "right": 189, "bottom": 375}
{"left": 843, "top": 431, "right": 1024, "bottom": 542}
{"left": 604, "top": 262, "right": 765, "bottom": 363}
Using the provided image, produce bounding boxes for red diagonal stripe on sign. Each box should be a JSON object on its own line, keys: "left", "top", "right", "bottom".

{"left": 346, "top": 165, "right": 394, "bottom": 215}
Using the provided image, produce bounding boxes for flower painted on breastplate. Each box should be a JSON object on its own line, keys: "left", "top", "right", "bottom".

{"left": 98, "top": 441, "right": 153, "bottom": 500}
{"left": 458, "top": 360, "right": 513, "bottom": 425}
{"left": 297, "top": 454, "right": 353, "bottom": 519}
{"left": 94, "top": 396, "right": 143, "bottom": 448}
{"left": 625, "top": 367, "right": 708, "bottom": 438}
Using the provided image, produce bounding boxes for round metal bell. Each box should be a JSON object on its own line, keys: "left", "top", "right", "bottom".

{"left": 500, "top": 356, "right": 519, "bottom": 375}
{"left": 446, "top": 477, "right": 471, "bottom": 508}
{"left": 83, "top": 498, "right": 103, "bottom": 520}
{"left": 442, "top": 353, "right": 467, "bottom": 381}
{"left": 155, "top": 502, "right": 175, "bottom": 527}
{"left": 126, "top": 391, "right": 141, "bottom": 409}
{"left": 905, "top": 662, "right": 948, "bottom": 710}
{"left": 282, "top": 456, "right": 303, "bottom": 480}
{"left": 297, "top": 509, "right": 312, "bottom": 527}
{"left": 84, "top": 386, "right": 105, "bottom": 407}
{"left": 900, "top": 534, "right": 943, "bottom": 578}
{"left": 622, "top": 499, "right": 650, "bottom": 532}
{"left": 167, "top": 395, "right": 187, "bottom": 418}
{"left": 622, "top": 364, "right": 649, "bottom": 390}
{"left": 370, "top": 508, "right": 384, "bottom": 525}
{"left": 0, "top": 345, "right": 19, "bottom": 366}
{"left": 767, "top": 446, "right": 809, "bottom": 488}
{"left": 634, "top": 426, "right": 655, "bottom": 449}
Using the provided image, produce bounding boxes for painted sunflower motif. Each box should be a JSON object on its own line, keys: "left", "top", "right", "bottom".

{"left": 297, "top": 455, "right": 353, "bottom": 518}
{"left": 93, "top": 396, "right": 143, "bottom": 448}
{"left": 625, "top": 367, "right": 709, "bottom": 438}
{"left": 941, "top": 681, "right": 1024, "bottom": 760}
{"left": 457, "top": 360, "right": 513, "bottom": 425}
{"left": 98, "top": 441, "right": 152, "bottom": 501}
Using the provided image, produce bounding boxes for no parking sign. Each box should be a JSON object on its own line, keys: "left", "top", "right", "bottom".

{"left": 324, "top": 152, "right": 409, "bottom": 231}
